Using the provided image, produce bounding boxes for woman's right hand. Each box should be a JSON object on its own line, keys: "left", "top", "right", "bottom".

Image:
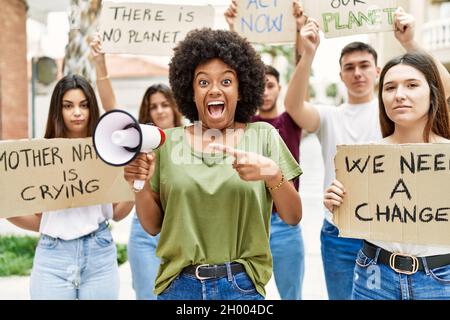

{"left": 323, "top": 179, "right": 346, "bottom": 213}
{"left": 224, "top": 0, "right": 238, "bottom": 31}
{"left": 124, "top": 152, "right": 157, "bottom": 191}
{"left": 89, "top": 32, "right": 105, "bottom": 64}
{"left": 300, "top": 18, "right": 320, "bottom": 55}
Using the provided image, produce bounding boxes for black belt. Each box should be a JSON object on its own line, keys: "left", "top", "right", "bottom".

{"left": 183, "top": 263, "right": 245, "bottom": 280}
{"left": 362, "top": 241, "right": 450, "bottom": 275}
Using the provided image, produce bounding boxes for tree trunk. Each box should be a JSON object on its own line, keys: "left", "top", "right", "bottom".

{"left": 63, "top": 0, "right": 102, "bottom": 85}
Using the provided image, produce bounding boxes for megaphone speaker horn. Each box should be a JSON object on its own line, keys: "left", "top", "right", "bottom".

{"left": 93, "top": 109, "right": 165, "bottom": 191}
{"left": 93, "top": 109, "right": 142, "bottom": 166}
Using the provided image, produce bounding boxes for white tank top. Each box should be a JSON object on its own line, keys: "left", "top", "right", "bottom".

{"left": 39, "top": 204, "right": 113, "bottom": 240}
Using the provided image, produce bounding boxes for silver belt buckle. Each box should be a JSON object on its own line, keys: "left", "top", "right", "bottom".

{"left": 195, "top": 264, "right": 212, "bottom": 280}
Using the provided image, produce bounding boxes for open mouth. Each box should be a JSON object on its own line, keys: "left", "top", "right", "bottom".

{"left": 207, "top": 101, "right": 225, "bottom": 118}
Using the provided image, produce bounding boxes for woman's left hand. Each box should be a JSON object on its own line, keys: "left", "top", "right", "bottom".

{"left": 394, "top": 7, "right": 415, "bottom": 47}
{"left": 209, "top": 143, "right": 280, "bottom": 184}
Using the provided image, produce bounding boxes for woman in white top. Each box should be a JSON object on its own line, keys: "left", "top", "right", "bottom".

{"left": 324, "top": 52, "right": 450, "bottom": 300}
{"left": 8, "top": 75, "right": 133, "bottom": 299}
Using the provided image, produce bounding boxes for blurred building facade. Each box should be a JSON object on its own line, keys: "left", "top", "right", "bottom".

{"left": 369, "top": 0, "right": 450, "bottom": 69}
{"left": 0, "top": 1, "right": 448, "bottom": 139}
{"left": 30, "top": 55, "right": 169, "bottom": 138}
{"left": 0, "top": 0, "right": 28, "bottom": 139}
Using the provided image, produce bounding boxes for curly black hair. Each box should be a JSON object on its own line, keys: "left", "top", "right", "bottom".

{"left": 169, "top": 28, "right": 265, "bottom": 123}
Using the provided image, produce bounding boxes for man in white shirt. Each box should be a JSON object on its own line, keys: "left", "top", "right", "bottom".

{"left": 284, "top": 8, "right": 450, "bottom": 299}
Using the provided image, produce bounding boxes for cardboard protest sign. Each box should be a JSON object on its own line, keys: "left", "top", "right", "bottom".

{"left": 333, "top": 144, "right": 450, "bottom": 246}
{"left": 303, "top": 0, "right": 398, "bottom": 38}
{"left": 236, "top": 0, "right": 297, "bottom": 44}
{"left": 0, "top": 138, "right": 133, "bottom": 218}
{"left": 99, "top": 1, "right": 215, "bottom": 56}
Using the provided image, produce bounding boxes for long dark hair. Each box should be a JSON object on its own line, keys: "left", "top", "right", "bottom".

{"left": 379, "top": 52, "right": 450, "bottom": 142}
{"left": 44, "top": 74, "right": 100, "bottom": 138}
{"left": 138, "top": 83, "right": 182, "bottom": 127}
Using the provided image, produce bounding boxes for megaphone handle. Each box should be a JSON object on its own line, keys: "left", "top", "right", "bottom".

{"left": 132, "top": 149, "right": 154, "bottom": 192}
{"left": 133, "top": 180, "right": 145, "bottom": 191}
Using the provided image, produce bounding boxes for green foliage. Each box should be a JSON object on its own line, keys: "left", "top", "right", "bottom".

{"left": 309, "top": 84, "right": 316, "bottom": 99}
{"left": 326, "top": 83, "right": 338, "bottom": 98}
{"left": 116, "top": 243, "right": 128, "bottom": 266}
{"left": 256, "top": 43, "right": 319, "bottom": 98}
{"left": 0, "top": 236, "right": 128, "bottom": 277}
{"left": 257, "top": 44, "right": 296, "bottom": 83}
{"left": 0, "top": 236, "right": 38, "bottom": 277}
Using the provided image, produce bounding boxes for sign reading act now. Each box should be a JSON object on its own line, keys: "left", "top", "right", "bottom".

{"left": 334, "top": 144, "right": 450, "bottom": 246}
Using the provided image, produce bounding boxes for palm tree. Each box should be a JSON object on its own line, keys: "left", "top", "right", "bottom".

{"left": 63, "top": 0, "right": 102, "bottom": 84}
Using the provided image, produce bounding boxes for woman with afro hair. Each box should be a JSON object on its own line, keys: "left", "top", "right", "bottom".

{"left": 124, "top": 28, "right": 303, "bottom": 300}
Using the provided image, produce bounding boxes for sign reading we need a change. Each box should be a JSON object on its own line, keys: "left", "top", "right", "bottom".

{"left": 303, "top": 0, "right": 398, "bottom": 38}
{"left": 0, "top": 138, "right": 133, "bottom": 218}
{"left": 333, "top": 144, "right": 450, "bottom": 246}
{"left": 99, "top": 1, "right": 215, "bottom": 56}
{"left": 236, "top": 0, "right": 297, "bottom": 44}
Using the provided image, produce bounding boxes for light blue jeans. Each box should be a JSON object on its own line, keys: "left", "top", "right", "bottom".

{"left": 30, "top": 221, "right": 119, "bottom": 300}
{"left": 320, "top": 219, "right": 363, "bottom": 300}
{"left": 352, "top": 248, "right": 450, "bottom": 300}
{"left": 127, "top": 214, "right": 160, "bottom": 300}
{"left": 270, "top": 212, "right": 305, "bottom": 300}
{"left": 157, "top": 263, "right": 265, "bottom": 300}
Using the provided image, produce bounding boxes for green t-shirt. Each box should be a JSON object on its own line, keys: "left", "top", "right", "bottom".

{"left": 150, "top": 122, "right": 302, "bottom": 296}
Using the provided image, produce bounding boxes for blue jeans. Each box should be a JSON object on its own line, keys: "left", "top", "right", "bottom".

{"left": 352, "top": 248, "right": 450, "bottom": 300}
{"left": 30, "top": 221, "right": 119, "bottom": 300}
{"left": 157, "top": 263, "right": 265, "bottom": 300}
{"left": 320, "top": 219, "right": 362, "bottom": 300}
{"left": 270, "top": 212, "right": 304, "bottom": 300}
{"left": 127, "top": 214, "right": 160, "bottom": 300}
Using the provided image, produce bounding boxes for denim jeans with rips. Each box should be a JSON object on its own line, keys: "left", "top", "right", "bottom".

{"left": 30, "top": 221, "right": 119, "bottom": 300}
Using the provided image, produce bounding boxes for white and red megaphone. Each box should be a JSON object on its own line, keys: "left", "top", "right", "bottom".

{"left": 93, "top": 109, "right": 165, "bottom": 191}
